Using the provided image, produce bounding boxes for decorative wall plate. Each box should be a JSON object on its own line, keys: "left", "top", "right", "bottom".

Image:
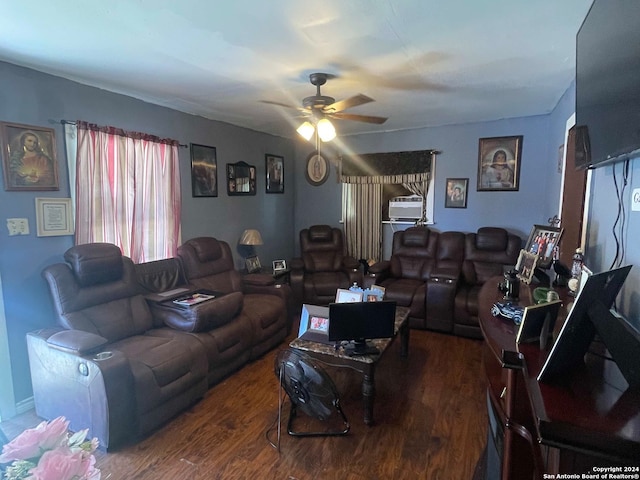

{"left": 305, "top": 151, "right": 329, "bottom": 186}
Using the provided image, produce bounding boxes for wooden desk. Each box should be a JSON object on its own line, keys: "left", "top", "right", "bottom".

{"left": 478, "top": 277, "right": 640, "bottom": 477}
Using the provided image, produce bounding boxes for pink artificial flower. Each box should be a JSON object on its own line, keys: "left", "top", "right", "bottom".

{"left": 0, "top": 417, "right": 68, "bottom": 463}
{"left": 28, "top": 447, "right": 97, "bottom": 480}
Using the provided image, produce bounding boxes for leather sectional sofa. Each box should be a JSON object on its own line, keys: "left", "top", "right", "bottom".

{"left": 27, "top": 238, "right": 290, "bottom": 450}
{"left": 364, "top": 226, "right": 521, "bottom": 339}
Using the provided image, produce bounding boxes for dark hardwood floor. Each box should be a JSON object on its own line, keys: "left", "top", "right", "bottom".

{"left": 1, "top": 327, "right": 487, "bottom": 479}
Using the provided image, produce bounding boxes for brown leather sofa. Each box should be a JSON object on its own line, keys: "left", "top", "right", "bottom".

{"left": 28, "top": 239, "right": 289, "bottom": 450}
{"left": 364, "top": 226, "right": 520, "bottom": 339}
{"left": 289, "top": 225, "right": 361, "bottom": 305}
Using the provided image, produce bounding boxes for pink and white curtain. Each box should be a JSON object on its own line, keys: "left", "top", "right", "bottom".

{"left": 73, "top": 121, "right": 181, "bottom": 263}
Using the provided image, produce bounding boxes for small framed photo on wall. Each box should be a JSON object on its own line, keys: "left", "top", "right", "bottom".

{"left": 265, "top": 154, "right": 284, "bottom": 193}
{"left": 445, "top": 178, "right": 468, "bottom": 208}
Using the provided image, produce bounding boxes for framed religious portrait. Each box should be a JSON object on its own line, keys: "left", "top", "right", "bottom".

{"left": 445, "top": 178, "right": 468, "bottom": 208}
{"left": 305, "top": 150, "right": 329, "bottom": 186}
{"left": 265, "top": 154, "right": 284, "bottom": 193}
{"left": 190, "top": 143, "right": 217, "bottom": 197}
{"left": 1, "top": 122, "right": 59, "bottom": 191}
{"left": 477, "top": 135, "right": 523, "bottom": 192}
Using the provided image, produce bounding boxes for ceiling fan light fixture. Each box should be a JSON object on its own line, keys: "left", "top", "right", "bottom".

{"left": 297, "top": 121, "right": 314, "bottom": 141}
{"left": 317, "top": 118, "right": 336, "bottom": 142}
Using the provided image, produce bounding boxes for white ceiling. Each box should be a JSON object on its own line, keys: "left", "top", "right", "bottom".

{"left": 1, "top": 0, "right": 593, "bottom": 139}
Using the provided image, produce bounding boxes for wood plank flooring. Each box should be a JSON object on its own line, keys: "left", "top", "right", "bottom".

{"left": 1, "top": 328, "right": 487, "bottom": 480}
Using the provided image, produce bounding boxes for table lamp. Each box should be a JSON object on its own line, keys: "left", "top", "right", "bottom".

{"left": 239, "top": 229, "right": 263, "bottom": 272}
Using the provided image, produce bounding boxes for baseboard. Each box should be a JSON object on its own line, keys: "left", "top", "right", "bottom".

{"left": 15, "top": 397, "right": 34, "bottom": 415}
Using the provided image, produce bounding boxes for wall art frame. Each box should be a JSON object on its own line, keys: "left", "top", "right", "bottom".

{"left": 305, "top": 150, "right": 329, "bottom": 186}
{"left": 1, "top": 122, "right": 59, "bottom": 191}
{"left": 190, "top": 143, "right": 218, "bottom": 197}
{"left": 265, "top": 154, "right": 284, "bottom": 193}
{"left": 227, "top": 161, "right": 256, "bottom": 196}
{"left": 477, "top": 135, "right": 523, "bottom": 192}
{"left": 445, "top": 177, "right": 468, "bottom": 208}
{"left": 35, "top": 197, "right": 74, "bottom": 237}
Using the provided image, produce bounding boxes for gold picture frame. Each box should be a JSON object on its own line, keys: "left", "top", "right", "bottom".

{"left": 515, "top": 249, "right": 539, "bottom": 285}
{"left": 477, "top": 135, "right": 522, "bottom": 191}
{"left": 1, "top": 122, "right": 59, "bottom": 191}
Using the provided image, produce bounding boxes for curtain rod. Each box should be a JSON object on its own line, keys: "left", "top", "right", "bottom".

{"left": 52, "top": 119, "right": 188, "bottom": 148}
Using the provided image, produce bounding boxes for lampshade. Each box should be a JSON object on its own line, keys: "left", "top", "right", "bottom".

{"left": 317, "top": 118, "right": 336, "bottom": 142}
{"left": 296, "top": 118, "right": 336, "bottom": 143}
{"left": 239, "top": 229, "right": 263, "bottom": 246}
{"left": 296, "top": 121, "right": 314, "bottom": 141}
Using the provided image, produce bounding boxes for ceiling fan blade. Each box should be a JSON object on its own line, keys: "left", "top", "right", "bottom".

{"left": 325, "top": 94, "right": 374, "bottom": 113}
{"left": 331, "top": 112, "right": 388, "bottom": 124}
{"left": 260, "top": 100, "right": 304, "bottom": 111}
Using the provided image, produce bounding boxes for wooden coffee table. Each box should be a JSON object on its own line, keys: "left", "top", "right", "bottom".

{"left": 289, "top": 306, "right": 410, "bottom": 425}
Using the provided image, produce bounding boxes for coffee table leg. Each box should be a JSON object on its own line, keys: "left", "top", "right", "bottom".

{"left": 363, "top": 370, "right": 375, "bottom": 425}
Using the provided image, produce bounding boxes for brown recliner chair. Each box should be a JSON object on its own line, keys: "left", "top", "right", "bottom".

{"left": 30, "top": 243, "right": 208, "bottom": 450}
{"left": 454, "top": 227, "right": 521, "bottom": 338}
{"left": 177, "top": 237, "right": 291, "bottom": 362}
{"left": 289, "top": 225, "right": 361, "bottom": 305}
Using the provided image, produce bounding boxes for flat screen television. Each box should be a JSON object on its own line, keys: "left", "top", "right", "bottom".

{"left": 575, "top": 0, "right": 640, "bottom": 169}
{"left": 328, "top": 301, "right": 396, "bottom": 356}
{"left": 538, "top": 265, "right": 632, "bottom": 384}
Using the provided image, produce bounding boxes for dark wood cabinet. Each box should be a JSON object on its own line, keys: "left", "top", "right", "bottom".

{"left": 478, "top": 278, "right": 640, "bottom": 478}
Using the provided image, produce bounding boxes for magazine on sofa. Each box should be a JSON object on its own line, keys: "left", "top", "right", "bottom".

{"left": 172, "top": 292, "right": 216, "bottom": 307}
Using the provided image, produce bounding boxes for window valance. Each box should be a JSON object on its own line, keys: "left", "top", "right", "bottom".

{"left": 338, "top": 150, "right": 437, "bottom": 184}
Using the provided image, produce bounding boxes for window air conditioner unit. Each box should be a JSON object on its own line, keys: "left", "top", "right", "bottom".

{"left": 389, "top": 195, "right": 424, "bottom": 220}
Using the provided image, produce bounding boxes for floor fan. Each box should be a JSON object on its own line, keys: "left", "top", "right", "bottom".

{"left": 272, "top": 349, "right": 349, "bottom": 450}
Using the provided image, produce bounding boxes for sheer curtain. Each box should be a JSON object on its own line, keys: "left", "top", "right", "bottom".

{"left": 74, "top": 121, "right": 181, "bottom": 263}
{"left": 341, "top": 183, "right": 383, "bottom": 262}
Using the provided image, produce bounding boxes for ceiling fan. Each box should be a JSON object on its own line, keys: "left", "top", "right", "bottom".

{"left": 263, "top": 72, "right": 388, "bottom": 142}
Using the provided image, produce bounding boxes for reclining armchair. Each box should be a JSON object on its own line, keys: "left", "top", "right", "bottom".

{"left": 30, "top": 243, "right": 208, "bottom": 450}
{"left": 454, "top": 227, "right": 521, "bottom": 338}
{"left": 289, "top": 225, "right": 361, "bottom": 305}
